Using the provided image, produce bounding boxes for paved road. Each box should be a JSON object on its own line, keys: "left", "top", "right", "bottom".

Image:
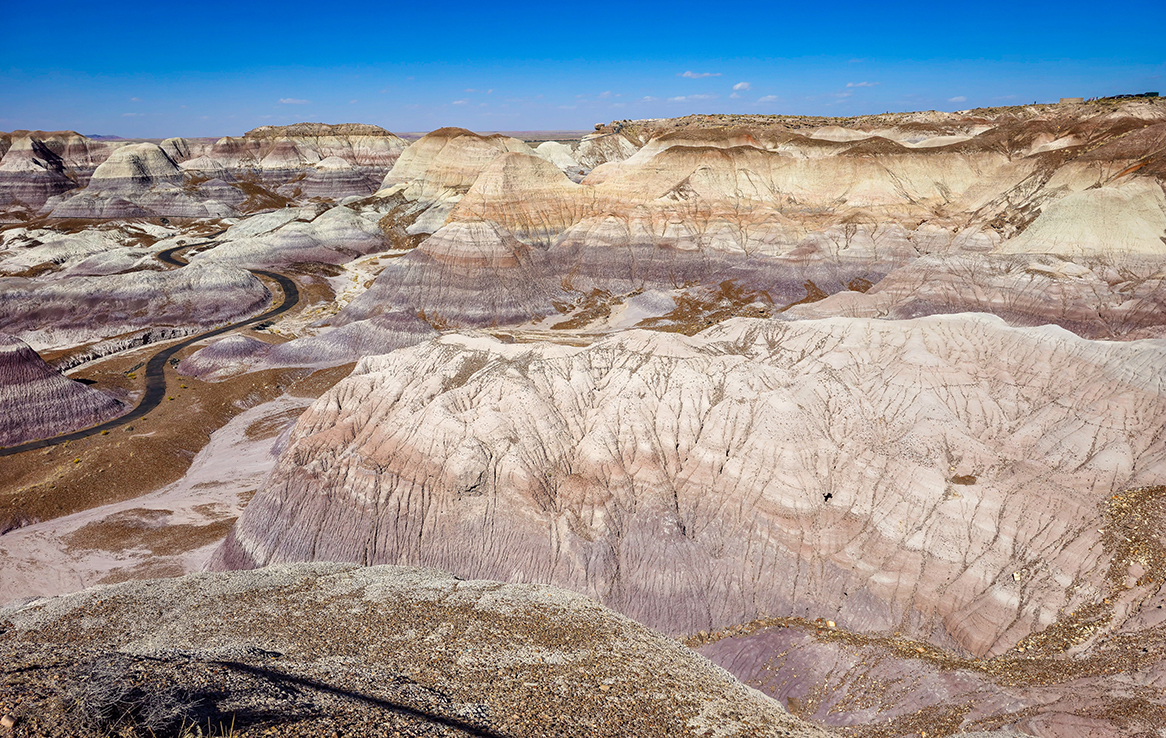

{"left": 0, "top": 247, "right": 300, "bottom": 457}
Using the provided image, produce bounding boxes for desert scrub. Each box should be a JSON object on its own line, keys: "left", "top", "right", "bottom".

{"left": 60, "top": 654, "right": 198, "bottom": 737}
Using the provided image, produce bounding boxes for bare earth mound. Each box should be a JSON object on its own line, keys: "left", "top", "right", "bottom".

{"left": 0, "top": 563, "right": 828, "bottom": 738}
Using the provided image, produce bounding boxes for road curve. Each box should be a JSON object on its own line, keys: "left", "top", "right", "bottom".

{"left": 0, "top": 247, "right": 300, "bottom": 457}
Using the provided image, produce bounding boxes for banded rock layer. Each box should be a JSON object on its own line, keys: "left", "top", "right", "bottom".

{"left": 0, "top": 261, "right": 270, "bottom": 350}
{"left": 0, "top": 333, "right": 124, "bottom": 448}
{"left": 214, "top": 314, "right": 1166, "bottom": 661}
{"left": 340, "top": 103, "right": 1166, "bottom": 336}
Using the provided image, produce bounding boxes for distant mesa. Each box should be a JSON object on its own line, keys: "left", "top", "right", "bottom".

{"left": 243, "top": 122, "right": 404, "bottom": 138}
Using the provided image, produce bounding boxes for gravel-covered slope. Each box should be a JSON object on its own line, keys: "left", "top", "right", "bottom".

{"left": 0, "top": 562, "right": 828, "bottom": 737}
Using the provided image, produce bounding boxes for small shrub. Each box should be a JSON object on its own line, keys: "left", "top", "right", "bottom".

{"left": 61, "top": 655, "right": 198, "bottom": 737}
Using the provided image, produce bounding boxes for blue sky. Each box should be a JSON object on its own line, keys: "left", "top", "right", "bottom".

{"left": 2, "top": 0, "right": 1163, "bottom": 137}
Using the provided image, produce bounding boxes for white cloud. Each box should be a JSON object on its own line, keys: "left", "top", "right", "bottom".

{"left": 130, "top": 96, "right": 142, "bottom": 102}
{"left": 558, "top": 105, "right": 577, "bottom": 110}
{"left": 679, "top": 71, "right": 721, "bottom": 78}
{"left": 730, "top": 92, "right": 741, "bottom": 99}
{"left": 757, "top": 95, "right": 779, "bottom": 103}
{"left": 121, "top": 112, "right": 143, "bottom": 117}
{"left": 732, "top": 82, "right": 751, "bottom": 91}
{"left": 349, "top": 99, "right": 358, "bottom": 104}
{"left": 487, "top": 89, "right": 494, "bottom": 94}
{"left": 846, "top": 81, "right": 878, "bottom": 88}
{"left": 465, "top": 88, "right": 477, "bottom": 92}
{"left": 669, "top": 94, "right": 717, "bottom": 102}
{"left": 598, "top": 91, "right": 611, "bottom": 99}
{"left": 279, "top": 98, "right": 309, "bottom": 104}
{"left": 452, "top": 99, "right": 468, "bottom": 105}
{"left": 641, "top": 96, "right": 659, "bottom": 102}
{"left": 948, "top": 96, "right": 967, "bottom": 103}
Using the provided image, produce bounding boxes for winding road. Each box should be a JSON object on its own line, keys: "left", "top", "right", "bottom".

{"left": 0, "top": 246, "right": 300, "bottom": 457}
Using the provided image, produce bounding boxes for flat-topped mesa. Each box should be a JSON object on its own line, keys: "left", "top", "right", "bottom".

{"left": 0, "top": 332, "right": 125, "bottom": 447}
{"left": 243, "top": 122, "right": 402, "bottom": 138}
{"left": 241, "top": 121, "right": 410, "bottom": 169}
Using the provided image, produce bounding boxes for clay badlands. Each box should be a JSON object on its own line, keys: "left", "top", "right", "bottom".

{"left": 2, "top": 101, "right": 1166, "bottom": 736}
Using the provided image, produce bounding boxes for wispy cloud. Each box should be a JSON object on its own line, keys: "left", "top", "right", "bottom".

{"left": 130, "top": 96, "right": 142, "bottom": 102}
{"left": 846, "top": 81, "right": 878, "bottom": 88}
{"left": 948, "top": 95, "right": 967, "bottom": 103}
{"left": 679, "top": 71, "right": 721, "bottom": 79}
{"left": 452, "top": 99, "right": 468, "bottom": 105}
{"left": 668, "top": 94, "right": 717, "bottom": 102}
{"left": 641, "top": 96, "right": 659, "bottom": 102}
{"left": 730, "top": 92, "right": 741, "bottom": 99}
{"left": 465, "top": 88, "right": 477, "bottom": 92}
{"left": 279, "top": 98, "right": 309, "bottom": 104}
{"left": 121, "top": 112, "right": 143, "bottom": 117}
{"left": 349, "top": 99, "right": 358, "bottom": 104}
{"left": 732, "top": 82, "right": 751, "bottom": 91}
{"left": 558, "top": 105, "right": 577, "bottom": 110}
{"left": 757, "top": 95, "right": 778, "bottom": 103}
{"left": 598, "top": 90, "right": 612, "bottom": 99}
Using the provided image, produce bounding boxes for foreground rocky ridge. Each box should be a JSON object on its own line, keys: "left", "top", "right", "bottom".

{"left": 0, "top": 563, "right": 830, "bottom": 737}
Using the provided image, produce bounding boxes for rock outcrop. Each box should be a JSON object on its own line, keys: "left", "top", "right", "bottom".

{"left": 0, "top": 333, "right": 124, "bottom": 447}
{"left": 178, "top": 311, "right": 437, "bottom": 379}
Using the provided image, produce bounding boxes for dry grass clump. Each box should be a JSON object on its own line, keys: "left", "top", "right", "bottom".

{"left": 60, "top": 654, "right": 201, "bottom": 737}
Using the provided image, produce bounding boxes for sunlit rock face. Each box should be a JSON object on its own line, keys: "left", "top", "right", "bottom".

{"left": 43, "top": 142, "right": 246, "bottom": 219}
{"left": 213, "top": 314, "right": 1166, "bottom": 662}
{"left": 297, "top": 155, "right": 382, "bottom": 199}
{"left": 0, "top": 333, "right": 124, "bottom": 447}
{"left": 188, "top": 203, "right": 388, "bottom": 268}
{"left": 0, "top": 130, "right": 118, "bottom": 207}
{"left": 338, "top": 106, "right": 1166, "bottom": 338}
